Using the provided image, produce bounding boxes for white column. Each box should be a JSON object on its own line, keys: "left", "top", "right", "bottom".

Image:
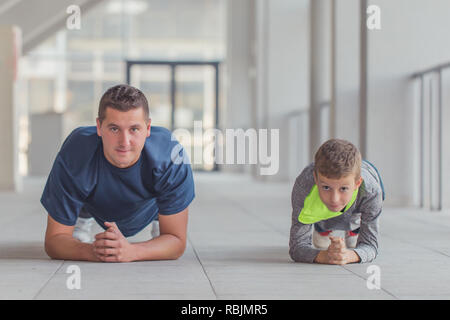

{"left": 310, "top": 0, "right": 333, "bottom": 159}
{"left": 223, "top": 0, "right": 252, "bottom": 174}
{"left": 0, "top": 26, "right": 21, "bottom": 191}
{"left": 333, "top": 0, "right": 362, "bottom": 146}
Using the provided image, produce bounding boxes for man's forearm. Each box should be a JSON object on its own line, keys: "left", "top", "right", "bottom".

{"left": 45, "top": 234, "right": 99, "bottom": 261}
{"left": 132, "top": 234, "right": 186, "bottom": 261}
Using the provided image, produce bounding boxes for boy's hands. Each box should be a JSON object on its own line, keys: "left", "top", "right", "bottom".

{"left": 314, "top": 236, "right": 361, "bottom": 265}
{"left": 327, "top": 237, "right": 352, "bottom": 265}
{"left": 93, "top": 222, "right": 137, "bottom": 262}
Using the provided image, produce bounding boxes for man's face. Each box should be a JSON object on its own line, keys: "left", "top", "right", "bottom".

{"left": 314, "top": 171, "right": 362, "bottom": 212}
{"left": 96, "top": 107, "right": 151, "bottom": 169}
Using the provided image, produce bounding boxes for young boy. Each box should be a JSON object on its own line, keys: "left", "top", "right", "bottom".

{"left": 289, "top": 139, "right": 384, "bottom": 265}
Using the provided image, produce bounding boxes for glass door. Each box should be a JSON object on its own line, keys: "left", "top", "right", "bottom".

{"left": 127, "top": 61, "right": 219, "bottom": 171}
{"left": 129, "top": 64, "right": 172, "bottom": 129}
{"left": 174, "top": 65, "right": 216, "bottom": 171}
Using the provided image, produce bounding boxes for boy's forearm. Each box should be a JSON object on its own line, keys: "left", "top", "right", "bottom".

{"left": 131, "top": 234, "right": 186, "bottom": 261}
{"left": 347, "top": 250, "right": 361, "bottom": 263}
{"left": 314, "top": 249, "right": 361, "bottom": 264}
{"left": 313, "top": 250, "right": 327, "bottom": 264}
{"left": 45, "top": 234, "right": 99, "bottom": 261}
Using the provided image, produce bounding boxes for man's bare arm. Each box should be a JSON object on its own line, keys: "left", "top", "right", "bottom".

{"left": 45, "top": 215, "right": 100, "bottom": 261}
{"left": 93, "top": 207, "right": 189, "bottom": 262}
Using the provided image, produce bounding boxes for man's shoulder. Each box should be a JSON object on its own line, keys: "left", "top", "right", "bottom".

{"left": 147, "top": 125, "right": 173, "bottom": 143}
{"left": 143, "top": 126, "right": 183, "bottom": 167}
{"left": 61, "top": 126, "right": 98, "bottom": 150}
{"left": 58, "top": 126, "right": 101, "bottom": 173}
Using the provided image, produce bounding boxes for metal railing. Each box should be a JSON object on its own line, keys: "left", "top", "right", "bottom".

{"left": 411, "top": 63, "right": 446, "bottom": 211}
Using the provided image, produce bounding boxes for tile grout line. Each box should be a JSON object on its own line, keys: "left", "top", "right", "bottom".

{"left": 382, "top": 233, "right": 450, "bottom": 259}
{"left": 188, "top": 236, "right": 218, "bottom": 300}
{"left": 341, "top": 265, "right": 399, "bottom": 300}
{"left": 32, "top": 260, "right": 65, "bottom": 300}
{"left": 221, "top": 194, "right": 288, "bottom": 238}
{"left": 222, "top": 190, "right": 399, "bottom": 299}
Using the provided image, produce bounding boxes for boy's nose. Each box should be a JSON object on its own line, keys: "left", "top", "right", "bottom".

{"left": 330, "top": 192, "right": 340, "bottom": 204}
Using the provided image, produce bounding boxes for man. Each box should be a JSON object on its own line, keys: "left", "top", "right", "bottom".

{"left": 41, "top": 84, "right": 195, "bottom": 262}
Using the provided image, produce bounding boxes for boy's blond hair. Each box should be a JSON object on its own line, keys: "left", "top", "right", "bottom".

{"left": 314, "top": 139, "right": 361, "bottom": 180}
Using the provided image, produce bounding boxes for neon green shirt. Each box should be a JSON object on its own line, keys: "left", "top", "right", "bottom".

{"left": 298, "top": 185, "right": 359, "bottom": 224}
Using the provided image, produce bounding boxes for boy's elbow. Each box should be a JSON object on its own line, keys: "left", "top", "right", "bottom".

{"left": 289, "top": 245, "right": 303, "bottom": 263}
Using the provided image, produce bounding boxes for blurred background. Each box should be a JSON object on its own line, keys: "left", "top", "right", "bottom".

{"left": 1, "top": 0, "right": 450, "bottom": 211}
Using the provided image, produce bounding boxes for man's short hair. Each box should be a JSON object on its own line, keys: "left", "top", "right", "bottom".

{"left": 314, "top": 139, "right": 362, "bottom": 180}
{"left": 98, "top": 84, "right": 149, "bottom": 123}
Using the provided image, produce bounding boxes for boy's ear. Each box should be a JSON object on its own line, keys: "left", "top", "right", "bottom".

{"left": 313, "top": 170, "right": 318, "bottom": 184}
{"left": 355, "top": 176, "right": 363, "bottom": 188}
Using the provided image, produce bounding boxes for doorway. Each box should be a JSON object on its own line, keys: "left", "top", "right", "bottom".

{"left": 126, "top": 60, "right": 220, "bottom": 171}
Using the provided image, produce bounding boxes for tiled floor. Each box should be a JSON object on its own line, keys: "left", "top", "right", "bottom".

{"left": 1, "top": 172, "right": 449, "bottom": 299}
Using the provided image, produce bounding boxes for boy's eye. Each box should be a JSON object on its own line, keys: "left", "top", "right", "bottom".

{"left": 340, "top": 187, "right": 349, "bottom": 192}
{"left": 322, "top": 186, "right": 330, "bottom": 191}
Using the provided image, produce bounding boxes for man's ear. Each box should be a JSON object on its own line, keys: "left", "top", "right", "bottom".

{"left": 146, "top": 118, "right": 152, "bottom": 137}
{"left": 96, "top": 118, "right": 102, "bottom": 137}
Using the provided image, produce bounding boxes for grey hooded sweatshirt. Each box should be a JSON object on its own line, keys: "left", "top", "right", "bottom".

{"left": 289, "top": 161, "right": 384, "bottom": 263}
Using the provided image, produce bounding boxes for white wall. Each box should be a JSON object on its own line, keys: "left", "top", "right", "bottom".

{"left": 258, "top": 0, "right": 310, "bottom": 182}
{"left": 224, "top": 0, "right": 450, "bottom": 209}
{"left": 224, "top": 0, "right": 310, "bottom": 181}
{"left": 367, "top": 0, "right": 450, "bottom": 206}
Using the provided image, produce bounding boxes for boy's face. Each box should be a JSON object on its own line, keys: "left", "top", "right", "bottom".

{"left": 96, "top": 107, "right": 151, "bottom": 169}
{"left": 314, "top": 171, "right": 363, "bottom": 212}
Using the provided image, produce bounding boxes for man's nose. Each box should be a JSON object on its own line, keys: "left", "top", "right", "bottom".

{"left": 119, "top": 131, "right": 131, "bottom": 146}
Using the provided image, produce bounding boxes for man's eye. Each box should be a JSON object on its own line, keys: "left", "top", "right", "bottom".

{"left": 131, "top": 128, "right": 139, "bottom": 132}
{"left": 110, "top": 127, "right": 118, "bottom": 132}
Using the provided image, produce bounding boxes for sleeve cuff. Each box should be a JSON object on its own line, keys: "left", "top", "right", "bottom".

{"left": 158, "top": 192, "right": 195, "bottom": 215}
{"left": 353, "top": 247, "right": 369, "bottom": 264}
{"left": 40, "top": 197, "right": 76, "bottom": 226}
{"left": 290, "top": 246, "right": 321, "bottom": 263}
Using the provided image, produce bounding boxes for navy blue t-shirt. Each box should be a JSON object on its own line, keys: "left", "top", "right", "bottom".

{"left": 40, "top": 126, "right": 195, "bottom": 237}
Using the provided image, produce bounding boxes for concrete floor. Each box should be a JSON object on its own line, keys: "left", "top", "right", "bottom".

{"left": 0, "top": 172, "right": 450, "bottom": 300}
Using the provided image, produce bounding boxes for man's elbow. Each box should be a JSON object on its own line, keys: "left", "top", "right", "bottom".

{"left": 44, "top": 239, "right": 61, "bottom": 260}
{"left": 169, "top": 238, "right": 186, "bottom": 260}
{"left": 44, "top": 234, "right": 72, "bottom": 260}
